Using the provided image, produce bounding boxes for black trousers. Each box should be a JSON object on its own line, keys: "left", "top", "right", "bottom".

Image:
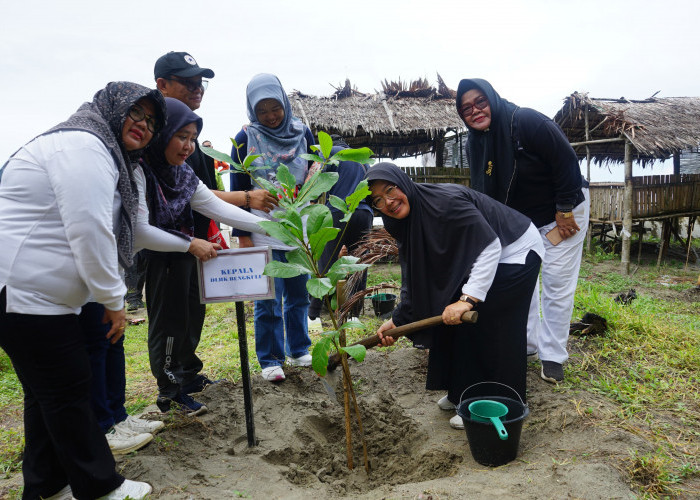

{"left": 124, "top": 250, "right": 146, "bottom": 304}
{"left": 145, "top": 252, "right": 205, "bottom": 399}
{"left": 0, "top": 288, "right": 123, "bottom": 500}
{"left": 427, "top": 250, "right": 542, "bottom": 405}
{"left": 308, "top": 209, "right": 373, "bottom": 319}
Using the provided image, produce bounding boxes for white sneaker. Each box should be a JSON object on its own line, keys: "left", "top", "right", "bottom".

{"left": 105, "top": 426, "right": 153, "bottom": 455}
{"left": 449, "top": 413, "right": 465, "bottom": 430}
{"left": 288, "top": 353, "right": 312, "bottom": 367}
{"left": 98, "top": 479, "right": 152, "bottom": 499}
{"left": 437, "top": 395, "right": 456, "bottom": 411}
{"left": 44, "top": 484, "right": 74, "bottom": 500}
{"left": 116, "top": 415, "right": 165, "bottom": 435}
{"left": 261, "top": 366, "right": 285, "bottom": 382}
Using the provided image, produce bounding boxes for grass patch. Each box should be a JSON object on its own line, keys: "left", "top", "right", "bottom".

{"left": 0, "top": 258, "right": 697, "bottom": 498}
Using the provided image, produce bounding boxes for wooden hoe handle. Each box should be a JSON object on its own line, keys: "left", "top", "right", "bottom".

{"left": 327, "top": 310, "right": 478, "bottom": 371}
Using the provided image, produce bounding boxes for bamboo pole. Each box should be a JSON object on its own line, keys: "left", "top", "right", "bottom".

{"left": 585, "top": 107, "right": 593, "bottom": 253}
{"left": 569, "top": 137, "right": 625, "bottom": 147}
{"left": 621, "top": 139, "right": 633, "bottom": 274}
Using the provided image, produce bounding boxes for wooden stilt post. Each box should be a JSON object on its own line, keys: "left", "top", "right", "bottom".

{"left": 637, "top": 222, "right": 644, "bottom": 264}
{"left": 620, "top": 139, "right": 633, "bottom": 274}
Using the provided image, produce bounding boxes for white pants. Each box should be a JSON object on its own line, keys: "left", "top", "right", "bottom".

{"left": 527, "top": 188, "right": 590, "bottom": 364}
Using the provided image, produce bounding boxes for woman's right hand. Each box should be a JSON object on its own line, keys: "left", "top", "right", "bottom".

{"left": 188, "top": 238, "right": 222, "bottom": 261}
{"left": 377, "top": 318, "right": 396, "bottom": 347}
{"left": 248, "top": 190, "right": 278, "bottom": 213}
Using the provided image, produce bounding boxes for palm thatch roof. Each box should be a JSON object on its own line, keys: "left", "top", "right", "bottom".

{"left": 289, "top": 75, "right": 465, "bottom": 159}
{"left": 555, "top": 92, "right": 700, "bottom": 166}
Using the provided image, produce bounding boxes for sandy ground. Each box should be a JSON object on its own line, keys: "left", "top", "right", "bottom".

{"left": 116, "top": 347, "right": 644, "bottom": 499}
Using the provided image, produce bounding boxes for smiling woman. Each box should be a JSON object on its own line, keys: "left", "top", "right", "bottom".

{"left": 139, "top": 96, "right": 267, "bottom": 414}
{"left": 0, "top": 81, "right": 165, "bottom": 499}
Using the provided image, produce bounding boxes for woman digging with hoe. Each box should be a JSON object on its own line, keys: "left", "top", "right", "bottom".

{"left": 369, "top": 163, "right": 543, "bottom": 429}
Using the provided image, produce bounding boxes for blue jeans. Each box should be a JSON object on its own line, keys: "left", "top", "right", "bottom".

{"left": 79, "top": 302, "right": 128, "bottom": 432}
{"left": 254, "top": 250, "right": 311, "bottom": 368}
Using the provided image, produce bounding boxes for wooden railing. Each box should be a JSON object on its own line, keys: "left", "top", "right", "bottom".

{"left": 398, "top": 166, "right": 470, "bottom": 186}
{"left": 589, "top": 174, "right": 700, "bottom": 221}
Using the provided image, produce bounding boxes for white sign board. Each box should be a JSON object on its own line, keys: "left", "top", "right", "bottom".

{"left": 197, "top": 247, "right": 275, "bottom": 303}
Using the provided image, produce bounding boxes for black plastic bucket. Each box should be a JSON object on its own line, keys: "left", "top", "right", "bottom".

{"left": 370, "top": 293, "right": 396, "bottom": 317}
{"left": 456, "top": 382, "right": 529, "bottom": 467}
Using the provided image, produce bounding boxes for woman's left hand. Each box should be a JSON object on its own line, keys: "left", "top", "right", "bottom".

{"left": 189, "top": 238, "right": 222, "bottom": 261}
{"left": 442, "top": 301, "right": 473, "bottom": 326}
{"left": 104, "top": 307, "right": 126, "bottom": 344}
{"left": 555, "top": 212, "right": 580, "bottom": 240}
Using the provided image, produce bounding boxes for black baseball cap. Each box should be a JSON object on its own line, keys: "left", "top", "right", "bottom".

{"left": 154, "top": 52, "right": 215, "bottom": 80}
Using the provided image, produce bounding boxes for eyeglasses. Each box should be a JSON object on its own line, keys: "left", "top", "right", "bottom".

{"left": 371, "top": 185, "right": 399, "bottom": 210}
{"left": 127, "top": 104, "right": 160, "bottom": 133}
{"left": 167, "top": 76, "right": 208, "bottom": 92}
{"left": 459, "top": 95, "right": 489, "bottom": 117}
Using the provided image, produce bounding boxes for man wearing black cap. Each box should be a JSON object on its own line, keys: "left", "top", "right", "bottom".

{"left": 147, "top": 51, "right": 220, "bottom": 414}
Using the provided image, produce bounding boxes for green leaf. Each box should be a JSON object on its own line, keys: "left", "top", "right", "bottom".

{"left": 285, "top": 248, "right": 314, "bottom": 275}
{"left": 201, "top": 147, "right": 235, "bottom": 164}
{"left": 340, "top": 344, "right": 367, "bottom": 363}
{"left": 264, "top": 260, "right": 309, "bottom": 278}
{"left": 311, "top": 335, "right": 334, "bottom": 376}
{"left": 332, "top": 147, "right": 374, "bottom": 165}
{"left": 276, "top": 164, "right": 298, "bottom": 195}
{"left": 258, "top": 221, "right": 300, "bottom": 246}
{"left": 328, "top": 195, "right": 349, "bottom": 214}
{"left": 307, "top": 277, "right": 333, "bottom": 298}
{"left": 309, "top": 227, "right": 340, "bottom": 261}
{"left": 345, "top": 180, "right": 371, "bottom": 212}
{"left": 242, "top": 154, "right": 262, "bottom": 169}
{"left": 256, "top": 178, "right": 281, "bottom": 198}
{"left": 299, "top": 153, "right": 324, "bottom": 163}
{"left": 326, "top": 257, "right": 369, "bottom": 283}
{"left": 302, "top": 204, "right": 333, "bottom": 236}
{"left": 318, "top": 131, "right": 333, "bottom": 161}
{"left": 296, "top": 171, "right": 338, "bottom": 205}
{"left": 278, "top": 210, "right": 304, "bottom": 240}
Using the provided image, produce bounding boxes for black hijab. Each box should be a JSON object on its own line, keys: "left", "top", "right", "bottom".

{"left": 456, "top": 78, "right": 519, "bottom": 205}
{"left": 42, "top": 81, "right": 166, "bottom": 268}
{"left": 142, "top": 97, "right": 202, "bottom": 239}
{"left": 366, "top": 163, "right": 528, "bottom": 348}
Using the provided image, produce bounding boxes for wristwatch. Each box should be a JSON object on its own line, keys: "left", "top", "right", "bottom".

{"left": 459, "top": 294, "right": 477, "bottom": 307}
{"left": 557, "top": 210, "right": 574, "bottom": 218}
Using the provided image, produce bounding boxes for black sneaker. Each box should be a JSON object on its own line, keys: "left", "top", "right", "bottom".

{"left": 541, "top": 360, "right": 564, "bottom": 384}
{"left": 181, "top": 374, "right": 222, "bottom": 395}
{"left": 156, "top": 393, "right": 208, "bottom": 416}
{"left": 127, "top": 299, "right": 144, "bottom": 311}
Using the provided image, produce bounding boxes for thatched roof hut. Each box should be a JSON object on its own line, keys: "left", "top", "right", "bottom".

{"left": 554, "top": 92, "right": 700, "bottom": 165}
{"left": 289, "top": 76, "right": 465, "bottom": 161}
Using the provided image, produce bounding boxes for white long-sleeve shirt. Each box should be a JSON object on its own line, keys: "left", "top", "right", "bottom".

{"left": 462, "top": 223, "right": 544, "bottom": 301}
{"left": 128, "top": 168, "right": 267, "bottom": 254}
{"left": 0, "top": 131, "right": 126, "bottom": 314}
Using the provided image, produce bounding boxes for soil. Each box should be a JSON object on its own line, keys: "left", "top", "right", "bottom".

{"left": 2, "top": 257, "right": 697, "bottom": 499}
{"left": 116, "top": 348, "right": 643, "bottom": 499}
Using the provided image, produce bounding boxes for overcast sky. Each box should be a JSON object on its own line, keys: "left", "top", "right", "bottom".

{"left": 2, "top": 0, "right": 698, "bottom": 181}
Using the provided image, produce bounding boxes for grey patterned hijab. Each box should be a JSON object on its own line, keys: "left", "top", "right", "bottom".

{"left": 43, "top": 81, "right": 166, "bottom": 268}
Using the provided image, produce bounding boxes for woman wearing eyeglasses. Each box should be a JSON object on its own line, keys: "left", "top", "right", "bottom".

{"left": 369, "top": 162, "right": 543, "bottom": 430}
{"left": 0, "top": 82, "right": 165, "bottom": 500}
{"left": 456, "top": 79, "right": 589, "bottom": 385}
{"left": 140, "top": 97, "right": 267, "bottom": 414}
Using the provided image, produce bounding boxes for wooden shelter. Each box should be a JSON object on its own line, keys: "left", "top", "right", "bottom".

{"left": 555, "top": 92, "right": 700, "bottom": 272}
{"left": 289, "top": 76, "right": 466, "bottom": 163}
